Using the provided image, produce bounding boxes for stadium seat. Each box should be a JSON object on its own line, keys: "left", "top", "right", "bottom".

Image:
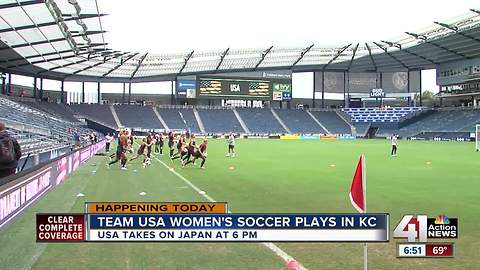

{"left": 114, "top": 105, "right": 163, "bottom": 130}
{"left": 197, "top": 108, "right": 243, "bottom": 134}
{"left": 274, "top": 109, "right": 326, "bottom": 134}
{"left": 235, "top": 108, "right": 286, "bottom": 134}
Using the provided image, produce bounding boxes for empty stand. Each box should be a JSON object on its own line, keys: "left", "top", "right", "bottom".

{"left": 114, "top": 105, "right": 163, "bottom": 129}
{"left": 343, "top": 107, "right": 422, "bottom": 123}
{"left": 156, "top": 107, "right": 201, "bottom": 133}
{"left": 353, "top": 122, "right": 371, "bottom": 137}
{"left": 21, "top": 101, "right": 79, "bottom": 122}
{"left": 196, "top": 108, "right": 243, "bottom": 133}
{"left": 69, "top": 104, "right": 118, "bottom": 128}
{"left": 274, "top": 109, "right": 325, "bottom": 134}
{"left": 399, "top": 108, "right": 480, "bottom": 137}
{"left": 309, "top": 111, "right": 351, "bottom": 134}
{"left": 236, "top": 108, "right": 285, "bottom": 134}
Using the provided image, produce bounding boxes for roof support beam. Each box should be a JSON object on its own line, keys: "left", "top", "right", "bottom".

{"left": 373, "top": 42, "right": 409, "bottom": 69}
{"left": 0, "top": 0, "right": 43, "bottom": 9}
{"left": 253, "top": 46, "right": 273, "bottom": 71}
{"left": 365, "top": 43, "right": 377, "bottom": 71}
{"left": 471, "top": 9, "right": 480, "bottom": 15}
{"left": 346, "top": 43, "right": 359, "bottom": 71}
{"left": 0, "top": 14, "right": 107, "bottom": 34}
{"left": 129, "top": 53, "right": 148, "bottom": 80}
{"left": 0, "top": 31, "right": 106, "bottom": 51}
{"left": 434, "top": 21, "right": 480, "bottom": 45}
{"left": 381, "top": 40, "right": 438, "bottom": 65}
{"left": 323, "top": 43, "right": 351, "bottom": 70}
{"left": 8, "top": 51, "right": 92, "bottom": 68}
{"left": 64, "top": 52, "right": 129, "bottom": 78}
{"left": 405, "top": 31, "right": 469, "bottom": 59}
{"left": 291, "top": 44, "right": 314, "bottom": 68}
{"left": 177, "top": 50, "right": 194, "bottom": 75}
{"left": 0, "top": 44, "right": 106, "bottom": 64}
{"left": 37, "top": 52, "right": 117, "bottom": 74}
{"left": 102, "top": 53, "right": 139, "bottom": 77}
{"left": 214, "top": 48, "right": 229, "bottom": 72}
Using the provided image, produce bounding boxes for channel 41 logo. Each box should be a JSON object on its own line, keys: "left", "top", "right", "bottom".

{"left": 393, "top": 215, "right": 458, "bottom": 242}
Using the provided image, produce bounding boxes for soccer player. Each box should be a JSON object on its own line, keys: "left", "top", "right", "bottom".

{"left": 130, "top": 137, "right": 147, "bottom": 161}
{"left": 168, "top": 131, "right": 175, "bottom": 157}
{"left": 108, "top": 130, "right": 129, "bottom": 170}
{"left": 181, "top": 135, "right": 196, "bottom": 165}
{"left": 391, "top": 134, "right": 398, "bottom": 157}
{"left": 173, "top": 134, "right": 186, "bottom": 157}
{"left": 146, "top": 133, "right": 154, "bottom": 163}
{"left": 173, "top": 139, "right": 189, "bottom": 165}
{"left": 130, "top": 135, "right": 153, "bottom": 167}
{"left": 171, "top": 134, "right": 187, "bottom": 161}
{"left": 226, "top": 133, "right": 235, "bottom": 157}
{"left": 155, "top": 133, "right": 163, "bottom": 155}
{"left": 185, "top": 139, "right": 208, "bottom": 169}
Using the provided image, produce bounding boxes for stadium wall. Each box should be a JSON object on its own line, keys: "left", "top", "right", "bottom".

{"left": 0, "top": 140, "right": 106, "bottom": 229}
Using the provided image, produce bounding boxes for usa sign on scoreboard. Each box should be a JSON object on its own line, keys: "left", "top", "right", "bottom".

{"left": 37, "top": 202, "right": 389, "bottom": 242}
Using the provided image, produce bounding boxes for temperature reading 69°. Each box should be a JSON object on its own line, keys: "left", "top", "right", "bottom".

{"left": 432, "top": 246, "right": 447, "bottom": 255}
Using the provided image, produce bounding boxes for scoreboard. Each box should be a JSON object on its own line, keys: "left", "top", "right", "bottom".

{"left": 198, "top": 77, "right": 271, "bottom": 99}
{"left": 197, "top": 77, "right": 291, "bottom": 100}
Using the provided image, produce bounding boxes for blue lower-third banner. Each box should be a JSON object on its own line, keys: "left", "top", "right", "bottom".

{"left": 86, "top": 214, "right": 389, "bottom": 242}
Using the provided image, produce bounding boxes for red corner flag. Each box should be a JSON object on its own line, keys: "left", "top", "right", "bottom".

{"left": 349, "top": 155, "right": 366, "bottom": 213}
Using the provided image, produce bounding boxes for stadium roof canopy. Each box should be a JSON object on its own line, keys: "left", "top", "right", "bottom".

{"left": 0, "top": 0, "right": 480, "bottom": 83}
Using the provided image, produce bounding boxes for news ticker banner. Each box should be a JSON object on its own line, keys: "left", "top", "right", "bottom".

{"left": 36, "top": 202, "right": 389, "bottom": 242}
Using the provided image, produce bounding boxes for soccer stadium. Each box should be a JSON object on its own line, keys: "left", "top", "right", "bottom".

{"left": 0, "top": 0, "right": 479, "bottom": 269}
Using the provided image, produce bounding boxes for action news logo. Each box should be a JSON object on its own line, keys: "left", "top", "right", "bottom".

{"left": 394, "top": 215, "right": 458, "bottom": 242}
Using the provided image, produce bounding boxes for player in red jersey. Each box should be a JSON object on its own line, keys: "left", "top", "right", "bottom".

{"left": 171, "top": 134, "right": 187, "bottom": 161}
{"left": 107, "top": 130, "right": 129, "bottom": 170}
{"left": 181, "top": 135, "right": 196, "bottom": 164}
{"left": 130, "top": 137, "right": 147, "bottom": 161}
{"left": 168, "top": 131, "right": 175, "bottom": 157}
{"left": 155, "top": 132, "right": 164, "bottom": 155}
{"left": 146, "top": 133, "right": 154, "bottom": 162}
{"left": 185, "top": 139, "right": 208, "bottom": 169}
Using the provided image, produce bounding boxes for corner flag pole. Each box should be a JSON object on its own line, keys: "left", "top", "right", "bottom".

{"left": 349, "top": 154, "right": 368, "bottom": 270}
{"left": 362, "top": 154, "right": 367, "bottom": 270}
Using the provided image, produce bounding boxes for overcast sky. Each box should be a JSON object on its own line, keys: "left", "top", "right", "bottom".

{"left": 98, "top": 0, "right": 479, "bottom": 53}
{"left": 95, "top": 0, "right": 479, "bottom": 93}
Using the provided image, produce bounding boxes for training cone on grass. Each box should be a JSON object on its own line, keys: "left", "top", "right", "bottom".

{"left": 286, "top": 259, "right": 299, "bottom": 270}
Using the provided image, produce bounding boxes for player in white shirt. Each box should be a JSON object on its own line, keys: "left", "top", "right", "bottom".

{"left": 391, "top": 134, "right": 398, "bottom": 156}
{"left": 226, "top": 133, "right": 235, "bottom": 157}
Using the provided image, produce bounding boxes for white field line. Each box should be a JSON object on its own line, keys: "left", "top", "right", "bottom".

{"left": 153, "top": 155, "right": 308, "bottom": 270}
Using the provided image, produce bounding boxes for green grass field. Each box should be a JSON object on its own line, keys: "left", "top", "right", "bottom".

{"left": 0, "top": 139, "right": 478, "bottom": 270}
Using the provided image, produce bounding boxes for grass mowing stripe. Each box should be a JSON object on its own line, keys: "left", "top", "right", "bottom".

{"left": 152, "top": 154, "right": 308, "bottom": 270}
{"left": 28, "top": 159, "right": 103, "bottom": 270}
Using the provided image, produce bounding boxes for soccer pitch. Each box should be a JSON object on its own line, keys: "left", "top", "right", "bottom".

{"left": 0, "top": 139, "right": 478, "bottom": 270}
